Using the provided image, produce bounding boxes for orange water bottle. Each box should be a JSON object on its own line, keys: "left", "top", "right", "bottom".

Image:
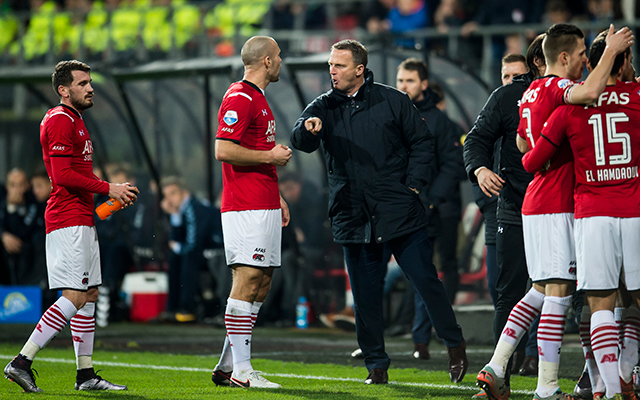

{"left": 95, "top": 198, "right": 123, "bottom": 220}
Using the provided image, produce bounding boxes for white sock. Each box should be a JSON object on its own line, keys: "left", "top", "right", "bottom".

{"left": 216, "top": 301, "right": 264, "bottom": 372}
{"left": 24, "top": 296, "right": 77, "bottom": 358}
{"left": 488, "top": 288, "right": 544, "bottom": 378}
{"left": 619, "top": 306, "right": 640, "bottom": 383}
{"left": 225, "top": 298, "right": 254, "bottom": 376}
{"left": 535, "top": 295, "right": 571, "bottom": 397}
{"left": 580, "top": 305, "right": 604, "bottom": 394}
{"left": 591, "top": 310, "right": 621, "bottom": 398}
{"left": 71, "top": 302, "right": 95, "bottom": 370}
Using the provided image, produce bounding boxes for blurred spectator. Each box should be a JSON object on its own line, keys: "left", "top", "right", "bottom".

{"left": 110, "top": 0, "right": 144, "bottom": 64}
{"left": 387, "top": 0, "right": 428, "bottom": 49}
{"left": 461, "top": 0, "right": 543, "bottom": 67}
{"left": 160, "top": 176, "right": 219, "bottom": 322}
{"left": 543, "top": 0, "right": 573, "bottom": 24}
{"left": 94, "top": 163, "right": 135, "bottom": 325}
{"left": 0, "top": 0, "right": 18, "bottom": 56}
{"left": 264, "top": 0, "right": 325, "bottom": 30}
{"left": 500, "top": 53, "right": 527, "bottom": 85}
{"left": 359, "top": 0, "right": 393, "bottom": 34}
{"left": 0, "top": 168, "right": 40, "bottom": 285}
{"left": 434, "top": 0, "right": 466, "bottom": 31}
{"left": 30, "top": 169, "right": 53, "bottom": 307}
{"left": 429, "top": 81, "right": 447, "bottom": 111}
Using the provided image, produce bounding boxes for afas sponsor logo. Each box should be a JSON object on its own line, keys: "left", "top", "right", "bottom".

{"left": 52, "top": 145, "right": 66, "bottom": 151}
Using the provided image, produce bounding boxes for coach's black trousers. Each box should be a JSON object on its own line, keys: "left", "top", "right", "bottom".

{"left": 344, "top": 229, "right": 464, "bottom": 372}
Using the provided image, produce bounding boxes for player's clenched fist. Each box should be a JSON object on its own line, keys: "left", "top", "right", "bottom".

{"left": 305, "top": 117, "right": 322, "bottom": 135}
{"left": 269, "top": 143, "right": 292, "bottom": 166}
{"left": 108, "top": 182, "right": 139, "bottom": 207}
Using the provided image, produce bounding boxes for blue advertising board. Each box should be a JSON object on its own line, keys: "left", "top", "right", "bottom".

{"left": 0, "top": 286, "right": 42, "bottom": 323}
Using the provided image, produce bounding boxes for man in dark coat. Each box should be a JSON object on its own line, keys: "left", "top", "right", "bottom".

{"left": 290, "top": 39, "right": 467, "bottom": 385}
{"left": 395, "top": 57, "right": 465, "bottom": 359}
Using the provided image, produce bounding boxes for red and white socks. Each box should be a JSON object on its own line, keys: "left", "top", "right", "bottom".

{"left": 535, "top": 295, "right": 571, "bottom": 397}
{"left": 591, "top": 310, "right": 621, "bottom": 398}
{"left": 225, "top": 298, "right": 255, "bottom": 378}
{"left": 579, "top": 305, "right": 604, "bottom": 395}
{"left": 619, "top": 306, "right": 640, "bottom": 384}
{"left": 216, "top": 300, "right": 262, "bottom": 374}
{"left": 71, "top": 302, "right": 96, "bottom": 371}
{"left": 487, "top": 288, "right": 545, "bottom": 378}
{"left": 22, "top": 296, "right": 78, "bottom": 360}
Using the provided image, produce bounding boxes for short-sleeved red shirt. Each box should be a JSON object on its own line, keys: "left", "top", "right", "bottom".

{"left": 518, "top": 76, "right": 576, "bottom": 215}
{"left": 216, "top": 81, "right": 280, "bottom": 212}
{"left": 40, "top": 104, "right": 109, "bottom": 233}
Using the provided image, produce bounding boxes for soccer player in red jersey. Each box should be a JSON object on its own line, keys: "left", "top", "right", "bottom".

{"left": 523, "top": 36, "right": 640, "bottom": 400}
{"left": 477, "top": 23, "right": 634, "bottom": 400}
{"left": 211, "top": 36, "right": 292, "bottom": 389}
{"left": 4, "top": 60, "right": 138, "bottom": 393}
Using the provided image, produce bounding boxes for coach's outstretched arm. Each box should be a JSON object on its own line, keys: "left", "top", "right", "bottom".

{"left": 567, "top": 24, "right": 633, "bottom": 104}
{"left": 215, "top": 139, "right": 292, "bottom": 166}
{"left": 291, "top": 98, "right": 327, "bottom": 153}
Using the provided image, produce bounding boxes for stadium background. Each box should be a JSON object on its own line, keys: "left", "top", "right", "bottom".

{"left": 0, "top": 2, "right": 637, "bottom": 390}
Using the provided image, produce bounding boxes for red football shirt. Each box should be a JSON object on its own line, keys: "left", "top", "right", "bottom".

{"left": 518, "top": 76, "right": 576, "bottom": 215}
{"left": 40, "top": 104, "right": 109, "bottom": 233}
{"left": 216, "top": 80, "right": 280, "bottom": 212}
{"left": 524, "top": 82, "right": 640, "bottom": 218}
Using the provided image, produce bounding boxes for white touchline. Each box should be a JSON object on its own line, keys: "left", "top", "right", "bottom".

{"left": 0, "top": 354, "right": 534, "bottom": 394}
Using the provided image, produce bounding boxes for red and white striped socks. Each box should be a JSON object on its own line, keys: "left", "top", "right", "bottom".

{"left": 71, "top": 302, "right": 96, "bottom": 370}
{"left": 579, "top": 305, "right": 604, "bottom": 394}
{"left": 535, "top": 295, "right": 571, "bottom": 397}
{"left": 225, "top": 298, "right": 254, "bottom": 374}
{"left": 23, "top": 296, "right": 78, "bottom": 360}
{"left": 487, "top": 288, "right": 545, "bottom": 378}
{"left": 591, "top": 310, "right": 621, "bottom": 398}
{"left": 217, "top": 300, "right": 262, "bottom": 372}
{"left": 620, "top": 306, "right": 640, "bottom": 384}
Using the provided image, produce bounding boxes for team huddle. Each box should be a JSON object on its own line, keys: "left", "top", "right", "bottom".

{"left": 478, "top": 24, "right": 640, "bottom": 400}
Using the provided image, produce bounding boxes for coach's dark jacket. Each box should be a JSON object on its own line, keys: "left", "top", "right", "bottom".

{"left": 463, "top": 72, "right": 534, "bottom": 226}
{"left": 414, "top": 87, "right": 464, "bottom": 224}
{"left": 290, "top": 69, "right": 435, "bottom": 244}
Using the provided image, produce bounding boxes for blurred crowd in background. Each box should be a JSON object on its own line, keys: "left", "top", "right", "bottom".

{"left": 0, "top": 164, "right": 345, "bottom": 328}
{"left": 0, "top": 0, "right": 633, "bottom": 68}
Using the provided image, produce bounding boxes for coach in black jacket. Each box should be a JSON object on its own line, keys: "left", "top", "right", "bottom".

{"left": 463, "top": 36, "right": 543, "bottom": 365}
{"left": 291, "top": 39, "right": 467, "bottom": 385}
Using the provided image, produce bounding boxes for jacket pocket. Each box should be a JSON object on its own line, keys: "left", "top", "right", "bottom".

{"left": 327, "top": 176, "right": 347, "bottom": 219}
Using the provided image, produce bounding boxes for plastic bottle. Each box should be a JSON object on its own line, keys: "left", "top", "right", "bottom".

{"left": 96, "top": 197, "right": 133, "bottom": 220}
{"left": 295, "top": 296, "right": 309, "bottom": 329}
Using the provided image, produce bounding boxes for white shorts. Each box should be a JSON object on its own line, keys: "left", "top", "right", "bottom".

{"left": 221, "top": 209, "right": 281, "bottom": 268}
{"left": 576, "top": 217, "right": 640, "bottom": 291}
{"left": 46, "top": 225, "right": 102, "bottom": 291}
{"left": 522, "top": 213, "right": 576, "bottom": 282}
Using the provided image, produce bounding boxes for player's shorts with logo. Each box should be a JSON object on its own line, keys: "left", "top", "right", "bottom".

{"left": 522, "top": 213, "right": 576, "bottom": 282}
{"left": 575, "top": 216, "right": 640, "bottom": 291}
{"left": 46, "top": 225, "right": 102, "bottom": 291}
{"left": 222, "top": 209, "right": 281, "bottom": 268}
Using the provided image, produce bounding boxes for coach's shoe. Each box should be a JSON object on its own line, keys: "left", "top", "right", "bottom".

{"left": 212, "top": 365, "right": 232, "bottom": 386}
{"left": 573, "top": 370, "right": 592, "bottom": 399}
{"left": 533, "top": 388, "right": 577, "bottom": 400}
{"left": 230, "top": 370, "right": 281, "bottom": 388}
{"left": 621, "top": 377, "right": 639, "bottom": 400}
{"left": 364, "top": 368, "right": 388, "bottom": 384}
{"left": 4, "top": 356, "right": 43, "bottom": 393}
{"left": 477, "top": 366, "right": 510, "bottom": 400}
{"left": 447, "top": 339, "right": 468, "bottom": 383}
{"left": 75, "top": 375, "right": 127, "bottom": 391}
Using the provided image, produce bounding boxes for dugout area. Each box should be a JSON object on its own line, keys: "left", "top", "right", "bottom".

{"left": 0, "top": 50, "right": 490, "bottom": 319}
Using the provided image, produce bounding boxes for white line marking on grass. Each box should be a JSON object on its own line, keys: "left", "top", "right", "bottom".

{"left": 0, "top": 354, "right": 534, "bottom": 394}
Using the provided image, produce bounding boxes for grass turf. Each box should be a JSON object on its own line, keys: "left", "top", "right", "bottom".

{"left": 0, "top": 344, "right": 579, "bottom": 399}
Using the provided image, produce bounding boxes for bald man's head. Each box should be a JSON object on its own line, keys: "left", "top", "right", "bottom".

{"left": 241, "top": 36, "right": 278, "bottom": 67}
